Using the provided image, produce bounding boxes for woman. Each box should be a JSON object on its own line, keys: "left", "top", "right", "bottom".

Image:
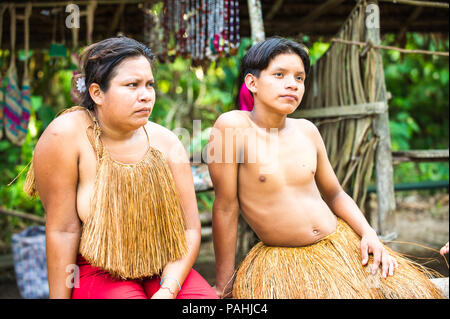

{"left": 25, "top": 37, "right": 217, "bottom": 299}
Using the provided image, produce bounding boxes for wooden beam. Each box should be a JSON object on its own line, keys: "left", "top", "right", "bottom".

{"left": 0, "top": 207, "right": 45, "bottom": 224}
{"left": 298, "top": 0, "right": 346, "bottom": 25}
{"left": 4, "top": 0, "right": 143, "bottom": 8}
{"left": 108, "top": 2, "right": 125, "bottom": 37}
{"left": 379, "top": 0, "right": 449, "bottom": 9}
{"left": 247, "top": 0, "right": 265, "bottom": 43}
{"left": 294, "top": 102, "right": 387, "bottom": 119}
{"left": 366, "top": 1, "right": 397, "bottom": 238}
{"left": 392, "top": 149, "right": 449, "bottom": 164}
{"left": 331, "top": 38, "right": 449, "bottom": 57}
{"left": 0, "top": 254, "right": 14, "bottom": 270}
{"left": 266, "top": 0, "right": 284, "bottom": 20}
{"left": 396, "top": 7, "right": 423, "bottom": 43}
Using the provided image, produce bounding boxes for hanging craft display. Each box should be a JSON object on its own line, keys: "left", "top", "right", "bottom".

{"left": 20, "top": 3, "right": 32, "bottom": 142}
{"left": 3, "top": 4, "right": 32, "bottom": 146}
{"left": 156, "top": 0, "right": 240, "bottom": 64}
{"left": 4, "top": 5, "right": 24, "bottom": 145}
{"left": 86, "top": 0, "right": 97, "bottom": 46}
{"left": 0, "top": 4, "right": 7, "bottom": 139}
{"left": 49, "top": 6, "right": 67, "bottom": 58}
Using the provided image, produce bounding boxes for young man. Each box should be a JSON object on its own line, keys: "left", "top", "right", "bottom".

{"left": 207, "top": 37, "right": 443, "bottom": 299}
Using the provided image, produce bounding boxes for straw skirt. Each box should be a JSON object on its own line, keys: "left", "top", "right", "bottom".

{"left": 233, "top": 218, "right": 444, "bottom": 299}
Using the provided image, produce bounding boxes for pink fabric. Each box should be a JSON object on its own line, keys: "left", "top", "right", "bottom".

{"left": 71, "top": 254, "right": 218, "bottom": 299}
{"left": 238, "top": 83, "right": 254, "bottom": 111}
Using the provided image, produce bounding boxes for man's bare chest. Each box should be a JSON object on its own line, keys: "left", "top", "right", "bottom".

{"left": 240, "top": 130, "right": 317, "bottom": 187}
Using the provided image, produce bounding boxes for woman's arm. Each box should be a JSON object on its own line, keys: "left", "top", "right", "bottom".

{"left": 33, "top": 115, "right": 82, "bottom": 299}
{"left": 151, "top": 134, "right": 202, "bottom": 299}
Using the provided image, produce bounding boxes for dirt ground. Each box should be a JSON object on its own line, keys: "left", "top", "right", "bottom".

{"left": 1, "top": 191, "right": 448, "bottom": 298}
{"left": 380, "top": 191, "right": 449, "bottom": 278}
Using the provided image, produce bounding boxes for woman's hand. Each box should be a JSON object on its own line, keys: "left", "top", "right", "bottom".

{"left": 360, "top": 230, "right": 399, "bottom": 278}
{"left": 151, "top": 287, "right": 178, "bottom": 299}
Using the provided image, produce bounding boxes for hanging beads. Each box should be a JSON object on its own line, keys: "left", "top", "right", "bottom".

{"left": 161, "top": 0, "right": 240, "bottom": 63}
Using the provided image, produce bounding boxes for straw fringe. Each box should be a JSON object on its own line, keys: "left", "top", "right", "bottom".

{"left": 78, "top": 145, "right": 188, "bottom": 279}
{"left": 233, "top": 218, "right": 445, "bottom": 299}
{"left": 22, "top": 160, "right": 37, "bottom": 197}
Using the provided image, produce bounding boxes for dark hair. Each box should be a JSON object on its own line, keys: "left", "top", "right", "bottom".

{"left": 74, "top": 36, "right": 155, "bottom": 110}
{"left": 242, "top": 37, "right": 310, "bottom": 79}
{"left": 235, "top": 37, "right": 310, "bottom": 109}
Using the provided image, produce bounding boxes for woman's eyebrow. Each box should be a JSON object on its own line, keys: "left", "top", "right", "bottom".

{"left": 121, "top": 77, "right": 155, "bottom": 82}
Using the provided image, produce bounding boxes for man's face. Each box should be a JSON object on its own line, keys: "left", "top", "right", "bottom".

{"left": 249, "top": 53, "right": 306, "bottom": 115}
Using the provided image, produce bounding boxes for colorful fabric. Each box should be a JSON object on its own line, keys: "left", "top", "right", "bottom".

{"left": 72, "top": 254, "right": 218, "bottom": 299}
{"left": 4, "top": 61, "right": 28, "bottom": 145}
{"left": 20, "top": 77, "right": 31, "bottom": 135}
{"left": 0, "top": 75, "right": 4, "bottom": 139}
{"left": 238, "top": 82, "right": 254, "bottom": 111}
{"left": 11, "top": 226, "right": 49, "bottom": 299}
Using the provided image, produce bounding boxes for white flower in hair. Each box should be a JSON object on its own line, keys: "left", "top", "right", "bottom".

{"left": 76, "top": 76, "right": 87, "bottom": 93}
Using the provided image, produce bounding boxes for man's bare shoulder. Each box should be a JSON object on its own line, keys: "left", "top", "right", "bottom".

{"left": 213, "top": 110, "right": 251, "bottom": 130}
{"left": 289, "top": 117, "right": 321, "bottom": 137}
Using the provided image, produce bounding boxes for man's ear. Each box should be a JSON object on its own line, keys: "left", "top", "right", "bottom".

{"left": 88, "top": 83, "right": 104, "bottom": 106}
{"left": 244, "top": 73, "right": 258, "bottom": 95}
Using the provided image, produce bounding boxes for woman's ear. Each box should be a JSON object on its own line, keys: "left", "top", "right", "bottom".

{"left": 88, "top": 83, "right": 104, "bottom": 106}
{"left": 244, "top": 73, "right": 257, "bottom": 95}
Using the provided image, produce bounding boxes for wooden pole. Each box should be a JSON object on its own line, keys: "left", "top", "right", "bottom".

{"left": 247, "top": 0, "right": 265, "bottom": 43}
{"left": 365, "top": 1, "right": 397, "bottom": 239}
{"left": 3, "top": 0, "right": 143, "bottom": 8}
{"left": 266, "top": 0, "right": 284, "bottom": 21}
{"left": 233, "top": 0, "right": 266, "bottom": 261}
{"left": 331, "top": 38, "right": 449, "bottom": 57}
{"left": 298, "top": 0, "right": 346, "bottom": 26}
{"left": 379, "top": 0, "right": 449, "bottom": 9}
{"left": 0, "top": 206, "right": 45, "bottom": 224}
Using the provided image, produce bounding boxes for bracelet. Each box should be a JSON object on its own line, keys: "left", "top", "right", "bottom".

{"left": 160, "top": 276, "right": 182, "bottom": 292}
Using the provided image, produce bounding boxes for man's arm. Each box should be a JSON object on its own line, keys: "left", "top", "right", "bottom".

{"left": 306, "top": 120, "right": 398, "bottom": 278}
{"left": 208, "top": 113, "right": 241, "bottom": 298}
{"left": 34, "top": 116, "right": 82, "bottom": 299}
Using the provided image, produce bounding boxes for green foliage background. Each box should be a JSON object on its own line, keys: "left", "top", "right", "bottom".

{"left": 0, "top": 33, "right": 448, "bottom": 246}
{"left": 383, "top": 34, "right": 449, "bottom": 183}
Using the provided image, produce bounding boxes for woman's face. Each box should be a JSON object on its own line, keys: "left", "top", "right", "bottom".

{"left": 95, "top": 55, "right": 156, "bottom": 131}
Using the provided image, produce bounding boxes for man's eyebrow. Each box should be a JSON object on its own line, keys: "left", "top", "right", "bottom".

{"left": 271, "top": 67, "right": 305, "bottom": 75}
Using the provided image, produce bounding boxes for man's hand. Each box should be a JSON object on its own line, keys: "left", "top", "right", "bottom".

{"left": 440, "top": 242, "right": 449, "bottom": 256}
{"left": 360, "top": 231, "right": 399, "bottom": 278}
{"left": 213, "top": 285, "right": 232, "bottom": 299}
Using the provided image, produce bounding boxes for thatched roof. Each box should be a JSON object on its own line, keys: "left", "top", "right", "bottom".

{"left": 1, "top": 0, "right": 448, "bottom": 51}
